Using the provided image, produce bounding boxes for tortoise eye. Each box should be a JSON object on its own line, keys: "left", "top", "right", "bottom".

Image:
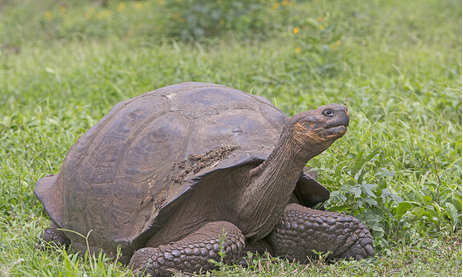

{"left": 323, "top": 109, "right": 334, "bottom": 117}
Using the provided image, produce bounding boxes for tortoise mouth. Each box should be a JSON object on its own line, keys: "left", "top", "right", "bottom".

{"left": 324, "top": 122, "right": 348, "bottom": 129}
{"left": 322, "top": 115, "right": 349, "bottom": 134}
{"left": 316, "top": 124, "right": 347, "bottom": 138}
{"left": 326, "top": 124, "right": 347, "bottom": 133}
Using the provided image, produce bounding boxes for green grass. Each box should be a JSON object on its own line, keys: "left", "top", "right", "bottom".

{"left": 0, "top": 0, "right": 461, "bottom": 276}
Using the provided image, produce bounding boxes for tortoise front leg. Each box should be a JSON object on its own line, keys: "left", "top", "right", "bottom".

{"left": 268, "top": 203, "right": 374, "bottom": 262}
{"left": 129, "top": 221, "right": 245, "bottom": 276}
{"left": 38, "top": 223, "right": 71, "bottom": 250}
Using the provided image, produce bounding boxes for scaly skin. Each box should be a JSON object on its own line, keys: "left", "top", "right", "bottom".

{"left": 39, "top": 224, "right": 71, "bottom": 250}
{"left": 268, "top": 203, "right": 374, "bottom": 261}
{"left": 129, "top": 221, "right": 245, "bottom": 276}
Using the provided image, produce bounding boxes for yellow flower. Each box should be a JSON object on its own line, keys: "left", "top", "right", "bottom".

{"left": 295, "top": 48, "right": 301, "bottom": 53}
{"left": 118, "top": 2, "right": 126, "bottom": 13}
{"left": 45, "top": 11, "right": 53, "bottom": 21}
{"left": 89, "top": 7, "right": 95, "bottom": 13}
{"left": 58, "top": 6, "right": 66, "bottom": 18}
{"left": 292, "top": 27, "right": 299, "bottom": 34}
{"left": 289, "top": 1, "right": 294, "bottom": 6}
{"left": 135, "top": 3, "right": 143, "bottom": 9}
{"left": 282, "top": 0, "right": 288, "bottom": 5}
{"left": 105, "top": 10, "right": 111, "bottom": 16}
{"left": 97, "top": 12, "right": 104, "bottom": 18}
{"left": 271, "top": 2, "right": 280, "bottom": 11}
{"left": 159, "top": 0, "right": 165, "bottom": 5}
{"left": 320, "top": 25, "right": 324, "bottom": 30}
{"left": 86, "top": 13, "right": 92, "bottom": 19}
{"left": 336, "top": 40, "right": 341, "bottom": 46}
{"left": 318, "top": 16, "right": 323, "bottom": 21}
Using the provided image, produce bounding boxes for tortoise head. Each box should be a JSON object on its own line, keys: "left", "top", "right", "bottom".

{"left": 288, "top": 104, "right": 349, "bottom": 155}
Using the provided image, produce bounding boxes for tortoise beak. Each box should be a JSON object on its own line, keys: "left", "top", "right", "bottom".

{"left": 324, "top": 105, "right": 349, "bottom": 128}
{"left": 339, "top": 107, "right": 349, "bottom": 127}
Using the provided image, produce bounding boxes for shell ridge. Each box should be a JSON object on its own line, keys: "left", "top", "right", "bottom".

{"left": 71, "top": 95, "right": 165, "bottom": 241}
{"left": 126, "top": 113, "right": 193, "bottom": 238}
{"left": 107, "top": 98, "right": 170, "bottom": 237}
{"left": 61, "top": 99, "right": 133, "bottom": 234}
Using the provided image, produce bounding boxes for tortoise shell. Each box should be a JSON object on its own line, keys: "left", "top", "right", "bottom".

{"left": 35, "top": 82, "right": 329, "bottom": 259}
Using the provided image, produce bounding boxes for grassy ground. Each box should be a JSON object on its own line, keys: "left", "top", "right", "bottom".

{"left": 0, "top": 0, "right": 461, "bottom": 276}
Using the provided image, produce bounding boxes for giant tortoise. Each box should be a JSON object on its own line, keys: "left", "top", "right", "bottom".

{"left": 35, "top": 82, "right": 374, "bottom": 276}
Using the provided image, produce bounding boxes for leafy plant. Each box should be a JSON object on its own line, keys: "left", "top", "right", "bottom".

{"left": 157, "top": 0, "right": 305, "bottom": 40}
{"left": 323, "top": 148, "right": 404, "bottom": 240}
{"left": 292, "top": 15, "right": 346, "bottom": 77}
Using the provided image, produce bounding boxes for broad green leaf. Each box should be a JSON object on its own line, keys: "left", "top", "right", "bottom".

{"left": 357, "top": 168, "right": 365, "bottom": 184}
{"left": 391, "top": 193, "right": 403, "bottom": 203}
{"left": 351, "top": 166, "right": 357, "bottom": 177}
{"left": 365, "top": 210, "right": 384, "bottom": 222}
{"left": 426, "top": 231, "right": 440, "bottom": 238}
{"left": 328, "top": 205, "right": 350, "bottom": 212}
{"left": 370, "top": 224, "right": 385, "bottom": 232}
{"left": 395, "top": 202, "right": 412, "bottom": 218}
{"left": 365, "top": 148, "right": 381, "bottom": 162}
{"left": 423, "top": 195, "right": 432, "bottom": 203}
{"left": 350, "top": 186, "right": 362, "bottom": 198}
{"left": 363, "top": 197, "right": 378, "bottom": 206}
{"left": 360, "top": 183, "right": 377, "bottom": 198}
{"left": 376, "top": 169, "right": 396, "bottom": 178}
{"left": 353, "top": 159, "right": 366, "bottom": 172}
{"left": 381, "top": 188, "right": 392, "bottom": 197}
{"left": 444, "top": 202, "right": 461, "bottom": 229}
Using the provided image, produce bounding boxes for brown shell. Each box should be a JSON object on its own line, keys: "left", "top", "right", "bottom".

{"left": 35, "top": 82, "right": 329, "bottom": 257}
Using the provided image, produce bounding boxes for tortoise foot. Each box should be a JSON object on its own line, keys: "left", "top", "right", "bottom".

{"left": 38, "top": 224, "right": 71, "bottom": 250}
{"left": 268, "top": 203, "right": 374, "bottom": 262}
{"left": 337, "top": 232, "right": 375, "bottom": 260}
{"left": 129, "top": 221, "right": 245, "bottom": 276}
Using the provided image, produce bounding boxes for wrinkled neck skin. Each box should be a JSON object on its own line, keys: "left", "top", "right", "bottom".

{"left": 237, "top": 124, "right": 330, "bottom": 241}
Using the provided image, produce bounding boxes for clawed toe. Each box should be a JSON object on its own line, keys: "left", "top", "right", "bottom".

{"left": 38, "top": 226, "right": 70, "bottom": 250}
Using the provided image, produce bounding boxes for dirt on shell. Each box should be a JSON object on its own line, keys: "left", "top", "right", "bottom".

{"left": 171, "top": 146, "right": 239, "bottom": 183}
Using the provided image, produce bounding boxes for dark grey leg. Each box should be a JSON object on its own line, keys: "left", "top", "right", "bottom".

{"left": 129, "top": 221, "right": 245, "bottom": 276}
{"left": 268, "top": 203, "right": 374, "bottom": 262}
{"left": 38, "top": 223, "right": 71, "bottom": 249}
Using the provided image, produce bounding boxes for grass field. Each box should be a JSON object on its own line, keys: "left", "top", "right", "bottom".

{"left": 0, "top": 0, "right": 461, "bottom": 276}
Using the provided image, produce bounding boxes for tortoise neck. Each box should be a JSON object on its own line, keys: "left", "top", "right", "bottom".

{"left": 237, "top": 129, "right": 318, "bottom": 241}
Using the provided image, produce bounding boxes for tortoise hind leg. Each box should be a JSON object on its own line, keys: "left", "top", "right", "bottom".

{"left": 268, "top": 203, "right": 374, "bottom": 262}
{"left": 129, "top": 221, "right": 245, "bottom": 276}
{"left": 38, "top": 223, "right": 71, "bottom": 250}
